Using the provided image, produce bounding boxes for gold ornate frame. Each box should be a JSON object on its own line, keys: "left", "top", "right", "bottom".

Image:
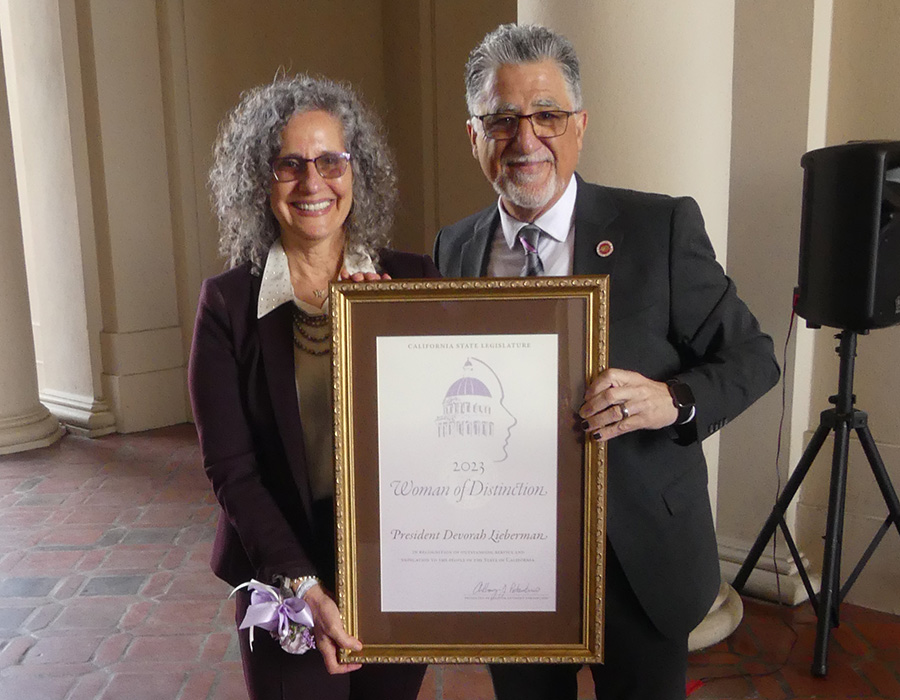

{"left": 331, "top": 276, "right": 608, "bottom": 663}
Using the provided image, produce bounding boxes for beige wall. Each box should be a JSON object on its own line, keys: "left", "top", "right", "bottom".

{"left": 381, "top": 0, "right": 435, "bottom": 253}
{"left": 796, "top": 0, "right": 900, "bottom": 614}
{"left": 715, "top": 0, "right": 824, "bottom": 603}
{"left": 431, "top": 3, "right": 513, "bottom": 234}
{"left": 381, "top": 0, "right": 514, "bottom": 254}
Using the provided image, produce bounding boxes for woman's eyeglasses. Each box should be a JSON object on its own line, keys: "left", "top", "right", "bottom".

{"left": 271, "top": 152, "right": 351, "bottom": 182}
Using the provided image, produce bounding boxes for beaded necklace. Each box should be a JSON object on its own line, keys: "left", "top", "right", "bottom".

{"left": 291, "top": 304, "right": 330, "bottom": 356}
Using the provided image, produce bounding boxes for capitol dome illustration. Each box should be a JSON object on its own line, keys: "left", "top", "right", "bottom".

{"left": 436, "top": 359, "right": 495, "bottom": 438}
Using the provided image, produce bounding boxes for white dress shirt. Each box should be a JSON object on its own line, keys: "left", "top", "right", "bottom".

{"left": 487, "top": 174, "right": 578, "bottom": 278}
{"left": 256, "top": 239, "right": 376, "bottom": 318}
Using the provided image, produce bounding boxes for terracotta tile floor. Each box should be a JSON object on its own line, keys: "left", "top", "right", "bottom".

{"left": 1, "top": 425, "right": 898, "bottom": 699}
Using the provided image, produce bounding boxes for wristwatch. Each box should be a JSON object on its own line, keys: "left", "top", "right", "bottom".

{"left": 666, "top": 379, "right": 695, "bottom": 425}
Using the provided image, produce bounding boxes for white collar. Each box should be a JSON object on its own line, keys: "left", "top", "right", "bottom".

{"left": 497, "top": 174, "right": 578, "bottom": 249}
{"left": 256, "top": 238, "right": 377, "bottom": 318}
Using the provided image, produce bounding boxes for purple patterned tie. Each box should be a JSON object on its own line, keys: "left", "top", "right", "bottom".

{"left": 518, "top": 225, "right": 544, "bottom": 276}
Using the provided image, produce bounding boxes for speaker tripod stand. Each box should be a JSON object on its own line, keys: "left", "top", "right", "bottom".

{"left": 733, "top": 328, "right": 900, "bottom": 677}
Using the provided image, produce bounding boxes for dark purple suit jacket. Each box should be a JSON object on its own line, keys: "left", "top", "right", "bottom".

{"left": 188, "top": 250, "right": 441, "bottom": 587}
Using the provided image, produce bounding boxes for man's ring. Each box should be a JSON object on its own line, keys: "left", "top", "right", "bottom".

{"left": 620, "top": 404, "right": 630, "bottom": 420}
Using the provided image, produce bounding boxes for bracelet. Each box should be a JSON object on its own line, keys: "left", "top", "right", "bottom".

{"left": 287, "top": 575, "right": 321, "bottom": 599}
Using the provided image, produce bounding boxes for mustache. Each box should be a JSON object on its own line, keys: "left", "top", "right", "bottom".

{"left": 502, "top": 154, "right": 553, "bottom": 166}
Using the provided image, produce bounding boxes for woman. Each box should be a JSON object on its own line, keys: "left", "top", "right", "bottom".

{"left": 189, "top": 75, "right": 437, "bottom": 699}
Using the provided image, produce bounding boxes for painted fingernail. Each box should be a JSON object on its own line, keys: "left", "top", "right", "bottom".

{"left": 592, "top": 432, "right": 602, "bottom": 440}
{"left": 581, "top": 420, "right": 590, "bottom": 430}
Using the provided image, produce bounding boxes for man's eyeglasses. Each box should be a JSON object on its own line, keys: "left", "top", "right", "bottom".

{"left": 271, "top": 152, "right": 351, "bottom": 182}
{"left": 473, "top": 111, "right": 576, "bottom": 141}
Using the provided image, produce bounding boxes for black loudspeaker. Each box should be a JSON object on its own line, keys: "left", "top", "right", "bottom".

{"left": 796, "top": 140, "right": 900, "bottom": 331}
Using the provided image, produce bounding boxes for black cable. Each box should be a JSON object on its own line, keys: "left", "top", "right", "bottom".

{"left": 696, "top": 610, "right": 800, "bottom": 687}
{"left": 696, "top": 308, "right": 800, "bottom": 690}
{"left": 772, "top": 309, "right": 796, "bottom": 602}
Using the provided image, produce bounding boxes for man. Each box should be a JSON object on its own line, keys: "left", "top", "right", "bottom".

{"left": 433, "top": 24, "right": 779, "bottom": 700}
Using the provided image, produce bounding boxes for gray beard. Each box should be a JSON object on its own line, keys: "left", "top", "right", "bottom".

{"left": 492, "top": 170, "right": 558, "bottom": 214}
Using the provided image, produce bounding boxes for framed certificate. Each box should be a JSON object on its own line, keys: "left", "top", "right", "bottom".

{"left": 331, "top": 276, "right": 608, "bottom": 663}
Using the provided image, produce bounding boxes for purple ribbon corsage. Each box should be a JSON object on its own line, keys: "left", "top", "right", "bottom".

{"left": 230, "top": 579, "right": 316, "bottom": 654}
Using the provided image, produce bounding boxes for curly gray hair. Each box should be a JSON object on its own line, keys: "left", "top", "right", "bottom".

{"left": 465, "top": 24, "right": 583, "bottom": 116}
{"left": 209, "top": 74, "right": 397, "bottom": 272}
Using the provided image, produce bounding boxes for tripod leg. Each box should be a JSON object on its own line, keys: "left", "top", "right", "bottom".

{"left": 856, "top": 425, "right": 900, "bottom": 535}
{"left": 813, "top": 418, "right": 852, "bottom": 677}
{"left": 733, "top": 422, "right": 831, "bottom": 592}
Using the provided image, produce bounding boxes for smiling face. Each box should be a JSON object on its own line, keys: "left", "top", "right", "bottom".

{"left": 468, "top": 60, "right": 587, "bottom": 222}
{"left": 269, "top": 110, "right": 353, "bottom": 246}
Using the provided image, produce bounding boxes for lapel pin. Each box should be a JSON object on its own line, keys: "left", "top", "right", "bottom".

{"left": 596, "top": 240, "right": 614, "bottom": 258}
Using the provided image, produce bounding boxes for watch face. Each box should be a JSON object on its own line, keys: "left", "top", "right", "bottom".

{"left": 668, "top": 381, "right": 694, "bottom": 407}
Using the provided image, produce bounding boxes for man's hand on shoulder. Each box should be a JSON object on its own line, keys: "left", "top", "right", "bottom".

{"left": 579, "top": 368, "right": 678, "bottom": 441}
{"left": 338, "top": 270, "right": 392, "bottom": 282}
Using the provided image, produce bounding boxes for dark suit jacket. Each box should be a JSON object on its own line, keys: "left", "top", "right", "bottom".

{"left": 433, "top": 174, "right": 779, "bottom": 639}
{"left": 189, "top": 250, "right": 441, "bottom": 588}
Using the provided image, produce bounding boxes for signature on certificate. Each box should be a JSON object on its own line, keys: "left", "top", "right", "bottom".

{"left": 471, "top": 581, "right": 542, "bottom": 599}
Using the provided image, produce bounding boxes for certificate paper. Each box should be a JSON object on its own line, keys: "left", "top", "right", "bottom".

{"left": 377, "top": 334, "right": 558, "bottom": 612}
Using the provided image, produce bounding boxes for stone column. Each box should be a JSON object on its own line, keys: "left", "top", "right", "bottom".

{"left": 0, "top": 0, "right": 115, "bottom": 436}
{"left": 518, "top": 0, "right": 742, "bottom": 647}
{"left": 87, "top": 0, "right": 188, "bottom": 432}
{"left": 0, "top": 32, "right": 63, "bottom": 455}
